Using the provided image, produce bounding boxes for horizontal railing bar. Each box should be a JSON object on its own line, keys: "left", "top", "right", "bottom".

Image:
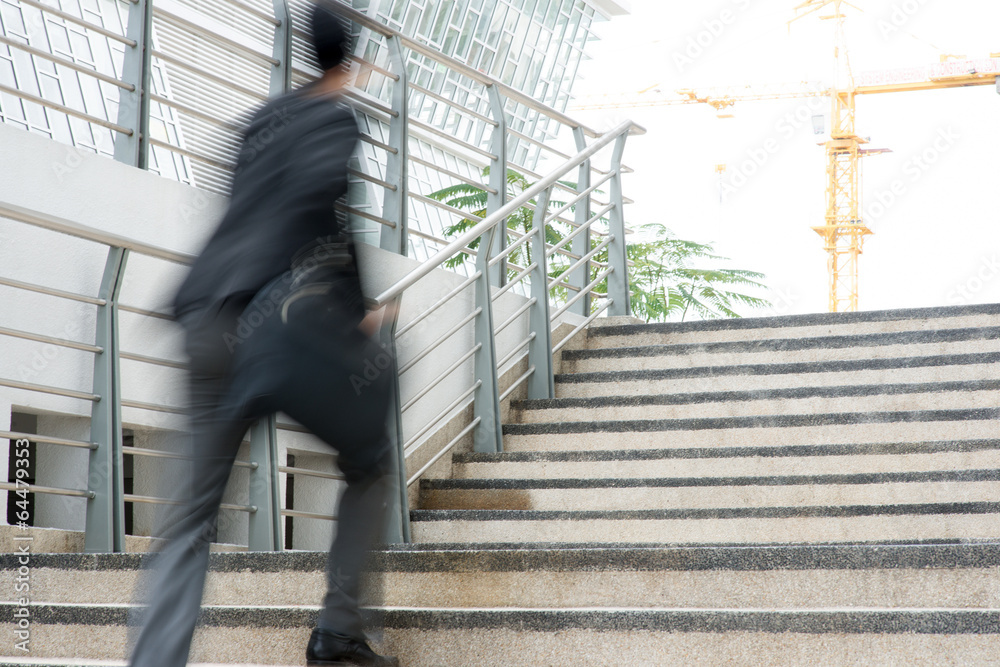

{"left": 0, "top": 430, "right": 96, "bottom": 450}
{"left": 488, "top": 227, "right": 537, "bottom": 268}
{"left": 0, "top": 482, "right": 93, "bottom": 499}
{"left": 408, "top": 227, "right": 478, "bottom": 257}
{"left": 497, "top": 332, "right": 535, "bottom": 369}
{"left": 359, "top": 132, "right": 398, "bottom": 155}
{"left": 491, "top": 261, "right": 536, "bottom": 302}
{"left": 122, "top": 445, "right": 257, "bottom": 470}
{"left": 494, "top": 297, "right": 535, "bottom": 336}
{"left": 120, "top": 399, "right": 185, "bottom": 415}
{"left": 124, "top": 493, "right": 256, "bottom": 513}
{"left": 546, "top": 203, "right": 614, "bottom": 258}
{"left": 341, "top": 87, "right": 397, "bottom": 118}
{"left": 278, "top": 465, "right": 344, "bottom": 481}
{"left": 549, "top": 236, "right": 613, "bottom": 291}
{"left": 281, "top": 508, "right": 336, "bottom": 521}
{"left": 372, "top": 120, "right": 638, "bottom": 306}
{"left": 16, "top": 0, "right": 137, "bottom": 44}
{"left": 403, "top": 380, "right": 480, "bottom": 455}
{"left": 154, "top": 6, "right": 279, "bottom": 65}
{"left": 0, "top": 326, "right": 102, "bottom": 353}
{"left": 552, "top": 298, "right": 613, "bottom": 354}
{"left": 0, "top": 84, "right": 133, "bottom": 134}
{"left": 0, "top": 276, "right": 105, "bottom": 305}
{"left": 517, "top": 199, "right": 578, "bottom": 231}
{"left": 408, "top": 154, "right": 496, "bottom": 195}
{"left": 550, "top": 266, "right": 614, "bottom": 321}
{"left": 544, "top": 172, "right": 616, "bottom": 225}
{"left": 347, "top": 53, "right": 398, "bottom": 81}
{"left": 120, "top": 351, "right": 187, "bottom": 370}
{"left": 118, "top": 304, "right": 175, "bottom": 321}
{"left": 409, "top": 118, "right": 497, "bottom": 160}
{"left": 334, "top": 203, "right": 396, "bottom": 229}
{"left": 506, "top": 126, "right": 569, "bottom": 159}
{"left": 401, "top": 343, "right": 480, "bottom": 413}
{"left": 148, "top": 138, "right": 234, "bottom": 172}
{"left": 498, "top": 365, "right": 535, "bottom": 403}
{"left": 409, "top": 192, "right": 482, "bottom": 224}
{"left": 149, "top": 93, "right": 244, "bottom": 132}
{"left": 406, "top": 417, "right": 480, "bottom": 487}
{"left": 0, "top": 36, "right": 134, "bottom": 89}
{"left": 408, "top": 82, "right": 497, "bottom": 126}
{"left": 348, "top": 167, "right": 396, "bottom": 191}
{"left": 150, "top": 49, "right": 268, "bottom": 101}
{"left": 398, "top": 308, "right": 481, "bottom": 375}
{"left": 396, "top": 271, "right": 480, "bottom": 337}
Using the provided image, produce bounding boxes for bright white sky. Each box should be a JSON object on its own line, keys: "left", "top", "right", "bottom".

{"left": 565, "top": 0, "right": 1000, "bottom": 318}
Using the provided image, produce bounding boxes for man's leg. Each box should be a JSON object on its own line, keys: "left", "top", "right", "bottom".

{"left": 317, "top": 447, "right": 392, "bottom": 637}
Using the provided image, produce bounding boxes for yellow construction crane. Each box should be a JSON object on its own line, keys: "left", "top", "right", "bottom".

{"left": 573, "top": 1, "right": 1000, "bottom": 312}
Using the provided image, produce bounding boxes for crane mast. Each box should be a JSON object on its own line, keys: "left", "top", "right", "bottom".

{"left": 796, "top": 0, "right": 871, "bottom": 312}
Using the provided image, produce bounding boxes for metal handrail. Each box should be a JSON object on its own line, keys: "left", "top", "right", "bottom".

{"left": 372, "top": 120, "right": 640, "bottom": 307}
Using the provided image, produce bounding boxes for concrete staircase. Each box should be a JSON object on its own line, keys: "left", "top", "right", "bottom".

{"left": 4, "top": 304, "right": 1000, "bottom": 665}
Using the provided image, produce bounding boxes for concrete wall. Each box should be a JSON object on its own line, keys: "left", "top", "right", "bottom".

{"left": 0, "top": 122, "right": 577, "bottom": 548}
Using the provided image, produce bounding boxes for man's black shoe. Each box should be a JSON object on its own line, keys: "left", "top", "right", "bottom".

{"left": 306, "top": 627, "right": 400, "bottom": 666}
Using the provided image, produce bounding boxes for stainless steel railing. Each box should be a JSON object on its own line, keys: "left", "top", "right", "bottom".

{"left": 0, "top": 0, "right": 642, "bottom": 550}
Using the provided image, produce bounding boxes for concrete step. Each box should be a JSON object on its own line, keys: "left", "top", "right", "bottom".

{"left": 409, "top": 503, "right": 1000, "bottom": 544}
{"left": 502, "top": 408, "right": 1000, "bottom": 452}
{"left": 517, "top": 380, "right": 1000, "bottom": 423}
{"left": 553, "top": 352, "right": 1000, "bottom": 398}
{"left": 7, "top": 543, "right": 1000, "bottom": 612}
{"left": 453, "top": 440, "right": 1000, "bottom": 480}
{"left": 420, "top": 470, "right": 1000, "bottom": 512}
{"left": 585, "top": 303, "right": 1000, "bottom": 348}
{"left": 566, "top": 326, "right": 1000, "bottom": 374}
{"left": 5, "top": 601, "right": 1000, "bottom": 666}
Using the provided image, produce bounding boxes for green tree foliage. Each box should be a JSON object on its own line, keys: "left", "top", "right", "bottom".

{"left": 426, "top": 169, "right": 770, "bottom": 322}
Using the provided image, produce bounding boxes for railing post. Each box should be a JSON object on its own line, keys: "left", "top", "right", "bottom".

{"left": 379, "top": 301, "right": 410, "bottom": 544}
{"left": 247, "top": 416, "right": 281, "bottom": 551}
{"left": 527, "top": 188, "right": 554, "bottom": 400}
{"left": 568, "top": 127, "right": 592, "bottom": 316}
{"left": 85, "top": 247, "right": 128, "bottom": 553}
{"left": 270, "top": 0, "right": 292, "bottom": 96}
{"left": 113, "top": 0, "right": 152, "bottom": 169}
{"left": 472, "top": 226, "right": 503, "bottom": 453}
{"left": 607, "top": 133, "right": 631, "bottom": 317}
{"left": 486, "top": 84, "right": 508, "bottom": 286}
{"left": 381, "top": 36, "right": 409, "bottom": 256}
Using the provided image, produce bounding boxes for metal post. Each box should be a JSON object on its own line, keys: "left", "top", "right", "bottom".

{"left": 270, "top": 0, "right": 292, "bottom": 96}
{"left": 607, "top": 133, "right": 631, "bottom": 317}
{"left": 85, "top": 247, "right": 128, "bottom": 553}
{"left": 379, "top": 300, "right": 410, "bottom": 544}
{"left": 472, "top": 225, "right": 504, "bottom": 453}
{"left": 486, "top": 84, "right": 508, "bottom": 286}
{"left": 568, "top": 127, "right": 591, "bottom": 316}
{"left": 247, "top": 416, "right": 281, "bottom": 551}
{"left": 381, "top": 36, "right": 409, "bottom": 256}
{"left": 527, "top": 188, "right": 554, "bottom": 400}
{"left": 113, "top": 0, "right": 152, "bottom": 168}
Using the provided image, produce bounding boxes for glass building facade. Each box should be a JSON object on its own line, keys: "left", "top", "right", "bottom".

{"left": 0, "top": 0, "right": 622, "bottom": 258}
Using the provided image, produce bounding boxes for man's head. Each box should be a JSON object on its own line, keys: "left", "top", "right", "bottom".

{"left": 310, "top": 2, "right": 350, "bottom": 71}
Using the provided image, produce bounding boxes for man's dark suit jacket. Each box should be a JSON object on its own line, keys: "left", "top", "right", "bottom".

{"left": 173, "top": 84, "right": 360, "bottom": 322}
